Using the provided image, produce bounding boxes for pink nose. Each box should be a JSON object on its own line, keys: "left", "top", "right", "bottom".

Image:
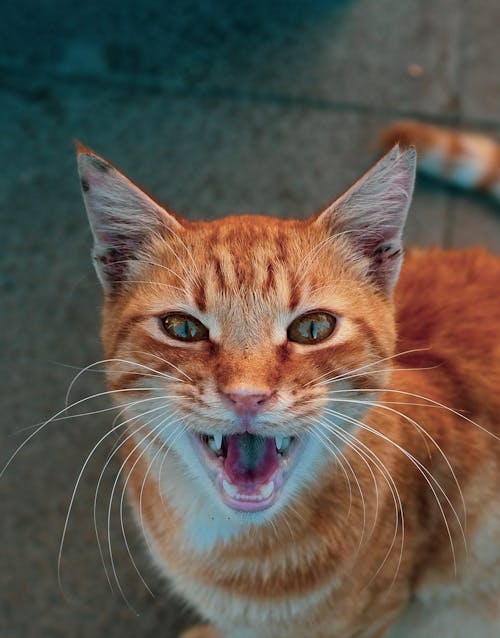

{"left": 223, "top": 390, "right": 275, "bottom": 415}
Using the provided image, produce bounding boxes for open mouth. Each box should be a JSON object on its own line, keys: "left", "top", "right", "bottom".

{"left": 190, "top": 432, "right": 300, "bottom": 512}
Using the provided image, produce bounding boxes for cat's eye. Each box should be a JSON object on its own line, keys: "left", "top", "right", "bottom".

{"left": 161, "top": 314, "right": 209, "bottom": 342}
{"left": 287, "top": 312, "right": 337, "bottom": 345}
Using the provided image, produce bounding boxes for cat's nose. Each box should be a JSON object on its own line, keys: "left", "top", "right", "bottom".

{"left": 222, "top": 389, "right": 276, "bottom": 415}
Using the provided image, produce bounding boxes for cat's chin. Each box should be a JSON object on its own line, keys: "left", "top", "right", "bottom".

{"left": 188, "top": 431, "right": 304, "bottom": 513}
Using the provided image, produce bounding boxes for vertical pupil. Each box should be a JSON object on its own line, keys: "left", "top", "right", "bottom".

{"left": 310, "top": 320, "right": 318, "bottom": 340}
{"left": 288, "top": 313, "right": 334, "bottom": 344}
{"left": 174, "top": 320, "right": 190, "bottom": 338}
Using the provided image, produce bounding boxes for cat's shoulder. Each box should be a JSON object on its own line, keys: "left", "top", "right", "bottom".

{"left": 398, "top": 246, "right": 500, "bottom": 297}
{"left": 395, "top": 246, "right": 500, "bottom": 353}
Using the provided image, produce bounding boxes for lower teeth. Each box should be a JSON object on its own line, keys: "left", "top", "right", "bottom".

{"left": 222, "top": 479, "right": 274, "bottom": 501}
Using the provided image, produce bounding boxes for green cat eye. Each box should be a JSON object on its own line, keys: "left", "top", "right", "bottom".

{"left": 161, "top": 313, "right": 209, "bottom": 342}
{"left": 287, "top": 312, "right": 337, "bottom": 345}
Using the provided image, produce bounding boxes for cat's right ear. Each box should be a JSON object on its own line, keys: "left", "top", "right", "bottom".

{"left": 76, "top": 142, "right": 184, "bottom": 292}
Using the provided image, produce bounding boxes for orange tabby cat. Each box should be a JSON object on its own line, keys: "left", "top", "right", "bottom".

{"left": 77, "top": 142, "right": 500, "bottom": 638}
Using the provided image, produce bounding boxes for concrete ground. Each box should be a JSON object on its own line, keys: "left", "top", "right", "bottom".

{"left": 1, "top": 1, "right": 499, "bottom": 637}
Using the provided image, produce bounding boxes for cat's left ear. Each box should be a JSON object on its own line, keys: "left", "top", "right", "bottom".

{"left": 315, "top": 145, "right": 416, "bottom": 293}
{"left": 76, "top": 142, "right": 185, "bottom": 292}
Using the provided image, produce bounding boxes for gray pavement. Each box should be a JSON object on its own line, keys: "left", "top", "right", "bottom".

{"left": 1, "top": 1, "right": 499, "bottom": 637}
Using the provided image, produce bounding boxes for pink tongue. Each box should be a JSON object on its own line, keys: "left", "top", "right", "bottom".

{"left": 224, "top": 434, "right": 278, "bottom": 485}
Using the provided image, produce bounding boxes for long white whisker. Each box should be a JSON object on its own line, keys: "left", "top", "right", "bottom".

{"left": 129, "top": 258, "right": 189, "bottom": 286}
{"left": 106, "top": 416, "right": 173, "bottom": 609}
{"left": 306, "top": 419, "right": 365, "bottom": 547}
{"left": 0, "top": 387, "right": 168, "bottom": 479}
{"left": 12, "top": 400, "right": 150, "bottom": 435}
{"left": 158, "top": 236, "right": 200, "bottom": 290}
{"left": 326, "top": 387, "right": 499, "bottom": 441}
{"left": 57, "top": 401, "right": 171, "bottom": 596}
{"left": 136, "top": 418, "right": 183, "bottom": 553}
{"left": 316, "top": 364, "right": 439, "bottom": 387}
{"left": 92, "top": 405, "right": 178, "bottom": 592}
{"left": 321, "top": 422, "right": 382, "bottom": 542}
{"left": 163, "top": 225, "right": 203, "bottom": 288}
{"left": 65, "top": 358, "right": 186, "bottom": 407}
{"left": 117, "top": 414, "right": 182, "bottom": 597}
{"left": 315, "top": 417, "right": 404, "bottom": 588}
{"left": 141, "top": 423, "right": 188, "bottom": 537}
{"left": 307, "top": 425, "right": 354, "bottom": 518}
{"left": 324, "top": 406, "right": 464, "bottom": 574}
{"left": 323, "top": 396, "right": 467, "bottom": 523}
{"left": 129, "top": 351, "right": 193, "bottom": 382}
{"left": 302, "top": 348, "right": 430, "bottom": 389}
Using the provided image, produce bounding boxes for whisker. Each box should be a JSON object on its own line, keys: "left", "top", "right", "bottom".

{"left": 314, "top": 417, "right": 404, "bottom": 588}
{"left": 0, "top": 387, "right": 171, "bottom": 479}
{"left": 162, "top": 225, "right": 204, "bottom": 289}
{"left": 307, "top": 425, "right": 354, "bottom": 517}
{"left": 119, "top": 413, "right": 182, "bottom": 583}
{"left": 324, "top": 406, "right": 465, "bottom": 574}
{"left": 92, "top": 403, "right": 181, "bottom": 591}
{"left": 141, "top": 423, "right": 188, "bottom": 537}
{"left": 57, "top": 401, "right": 172, "bottom": 598}
{"left": 105, "top": 415, "right": 174, "bottom": 608}
{"left": 157, "top": 425, "right": 190, "bottom": 510}
{"left": 306, "top": 419, "right": 364, "bottom": 545}
{"left": 302, "top": 348, "right": 431, "bottom": 389}
{"left": 323, "top": 395, "right": 467, "bottom": 522}
{"left": 12, "top": 402, "right": 139, "bottom": 435}
{"left": 129, "top": 351, "right": 193, "bottom": 382}
{"left": 93, "top": 408, "right": 169, "bottom": 593}
{"left": 139, "top": 231, "right": 201, "bottom": 293}
{"left": 326, "top": 387, "right": 500, "bottom": 442}
{"left": 282, "top": 502, "right": 307, "bottom": 528}
{"left": 135, "top": 419, "right": 182, "bottom": 554}
{"left": 117, "top": 413, "right": 182, "bottom": 597}
{"left": 316, "top": 364, "right": 440, "bottom": 387}
{"left": 276, "top": 506, "right": 296, "bottom": 540}
{"left": 53, "top": 359, "right": 187, "bottom": 385}
{"left": 127, "top": 258, "right": 189, "bottom": 286}
{"left": 65, "top": 358, "right": 186, "bottom": 407}
{"left": 320, "top": 422, "right": 382, "bottom": 542}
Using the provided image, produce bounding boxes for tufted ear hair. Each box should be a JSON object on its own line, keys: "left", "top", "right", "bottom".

{"left": 315, "top": 145, "right": 416, "bottom": 293}
{"left": 76, "top": 142, "right": 185, "bottom": 292}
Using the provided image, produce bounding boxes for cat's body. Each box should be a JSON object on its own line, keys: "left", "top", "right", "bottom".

{"left": 77, "top": 139, "right": 500, "bottom": 638}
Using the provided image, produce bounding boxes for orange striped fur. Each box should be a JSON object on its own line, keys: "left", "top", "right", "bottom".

{"left": 77, "top": 145, "right": 500, "bottom": 638}
{"left": 381, "top": 120, "right": 500, "bottom": 202}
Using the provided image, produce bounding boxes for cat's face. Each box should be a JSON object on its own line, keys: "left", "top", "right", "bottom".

{"left": 78, "top": 144, "right": 415, "bottom": 524}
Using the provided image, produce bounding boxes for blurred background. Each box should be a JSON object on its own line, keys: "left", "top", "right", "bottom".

{"left": 1, "top": 1, "right": 499, "bottom": 636}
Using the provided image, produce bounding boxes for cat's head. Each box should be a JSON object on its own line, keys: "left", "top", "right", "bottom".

{"left": 77, "top": 144, "right": 415, "bottom": 527}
